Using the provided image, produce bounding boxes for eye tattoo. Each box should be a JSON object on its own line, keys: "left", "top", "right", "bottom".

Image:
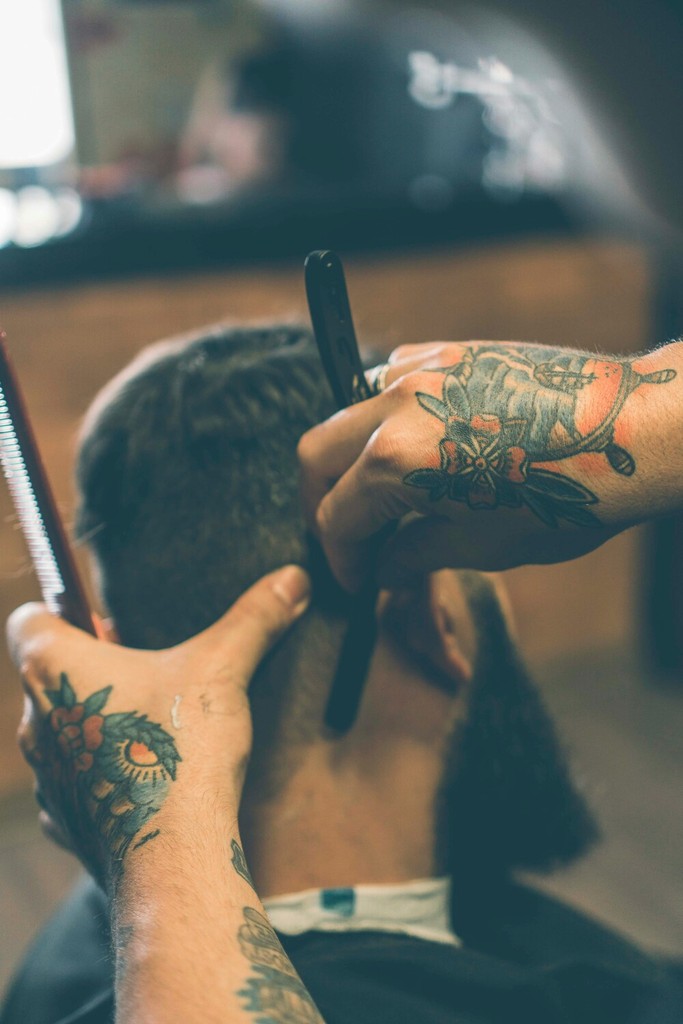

{"left": 404, "top": 345, "right": 676, "bottom": 527}
{"left": 42, "top": 672, "right": 181, "bottom": 882}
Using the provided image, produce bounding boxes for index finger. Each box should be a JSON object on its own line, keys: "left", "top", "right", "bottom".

{"left": 298, "top": 346, "right": 452, "bottom": 527}
{"left": 298, "top": 398, "right": 386, "bottom": 531}
{"left": 6, "top": 603, "right": 100, "bottom": 687}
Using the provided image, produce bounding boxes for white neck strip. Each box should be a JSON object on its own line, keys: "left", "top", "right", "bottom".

{"left": 263, "top": 877, "right": 460, "bottom": 947}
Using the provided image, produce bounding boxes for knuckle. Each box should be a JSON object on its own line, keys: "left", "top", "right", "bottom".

{"left": 386, "top": 369, "right": 433, "bottom": 401}
{"left": 314, "top": 495, "right": 335, "bottom": 538}
{"left": 413, "top": 341, "right": 464, "bottom": 371}
{"left": 296, "top": 428, "right": 319, "bottom": 466}
{"left": 363, "top": 424, "right": 406, "bottom": 476}
{"left": 387, "top": 373, "right": 415, "bottom": 400}
{"left": 388, "top": 343, "right": 415, "bottom": 363}
{"left": 388, "top": 341, "right": 453, "bottom": 367}
{"left": 433, "top": 341, "right": 458, "bottom": 362}
{"left": 315, "top": 494, "right": 356, "bottom": 552}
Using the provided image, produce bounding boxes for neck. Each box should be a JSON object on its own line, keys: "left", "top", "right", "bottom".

{"left": 240, "top": 619, "right": 467, "bottom": 900}
{"left": 240, "top": 738, "right": 444, "bottom": 899}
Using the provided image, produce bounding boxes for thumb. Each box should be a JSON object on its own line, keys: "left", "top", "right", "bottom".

{"left": 179, "top": 565, "right": 311, "bottom": 685}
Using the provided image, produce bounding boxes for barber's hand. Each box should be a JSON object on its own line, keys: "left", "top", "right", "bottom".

{"left": 8, "top": 566, "right": 310, "bottom": 889}
{"left": 296, "top": 339, "right": 674, "bottom": 590}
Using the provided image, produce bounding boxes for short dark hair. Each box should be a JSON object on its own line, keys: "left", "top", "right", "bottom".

{"left": 76, "top": 324, "right": 597, "bottom": 877}
{"left": 76, "top": 324, "right": 340, "bottom": 650}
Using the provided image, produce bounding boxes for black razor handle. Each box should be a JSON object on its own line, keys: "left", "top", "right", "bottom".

{"left": 305, "top": 251, "right": 373, "bottom": 407}
{"left": 305, "top": 251, "right": 377, "bottom": 734}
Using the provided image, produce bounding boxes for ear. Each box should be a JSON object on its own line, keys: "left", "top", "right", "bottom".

{"left": 427, "top": 571, "right": 477, "bottom": 690}
{"left": 379, "top": 571, "right": 475, "bottom": 694}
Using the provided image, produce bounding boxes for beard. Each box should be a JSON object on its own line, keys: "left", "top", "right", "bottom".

{"left": 435, "top": 572, "right": 599, "bottom": 889}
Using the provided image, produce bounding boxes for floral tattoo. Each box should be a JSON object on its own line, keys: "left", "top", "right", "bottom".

{"left": 404, "top": 345, "right": 676, "bottom": 526}
{"left": 40, "top": 672, "right": 181, "bottom": 882}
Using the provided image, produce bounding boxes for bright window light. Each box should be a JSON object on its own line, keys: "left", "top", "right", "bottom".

{"left": 0, "top": 0, "right": 75, "bottom": 169}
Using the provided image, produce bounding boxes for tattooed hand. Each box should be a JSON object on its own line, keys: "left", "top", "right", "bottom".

{"left": 299, "top": 340, "right": 682, "bottom": 590}
{"left": 8, "top": 565, "right": 310, "bottom": 890}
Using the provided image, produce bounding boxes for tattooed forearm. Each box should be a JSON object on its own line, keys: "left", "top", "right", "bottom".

{"left": 231, "top": 839, "right": 256, "bottom": 891}
{"left": 404, "top": 344, "right": 677, "bottom": 527}
{"left": 39, "top": 672, "right": 181, "bottom": 883}
{"left": 237, "top": 907, "right": 323, "bottom": 1023}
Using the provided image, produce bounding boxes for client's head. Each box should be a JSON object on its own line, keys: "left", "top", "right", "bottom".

{"left": 76, "top": 324, "right": 597, "bottom": 894}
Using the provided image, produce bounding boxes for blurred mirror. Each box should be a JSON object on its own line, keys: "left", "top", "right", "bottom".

{"left": 0, "top": 0, "right": 641, "bottom": 278}
{"left": 61, "top": 0, "right": 573, "bottom": 205}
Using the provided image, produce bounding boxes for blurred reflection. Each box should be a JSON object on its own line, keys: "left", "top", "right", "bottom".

{"left": 57, "top": 0, "right": 611, "bottom": 216}
{"left": 408, "top": 50, "right": 566, "bottom": 193}
{"left": 176, "top": 54, "right": 290, "bottom": 204}
{"left": 0, "top": 0, "right": 653, "bottom": 267}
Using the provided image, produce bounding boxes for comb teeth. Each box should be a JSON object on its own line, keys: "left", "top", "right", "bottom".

{"left": 0, "top": 384, "right": 65, "bottom": 612}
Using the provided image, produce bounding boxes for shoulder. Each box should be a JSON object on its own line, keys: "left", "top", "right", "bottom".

{"left": 0, "top": 877, "right": 112, "bottom": 1024}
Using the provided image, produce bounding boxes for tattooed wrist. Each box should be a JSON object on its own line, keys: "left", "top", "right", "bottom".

{"left": 404, "top": 344, "right": 676, "bottom": 527}
{"left": 36, "top": 672, "right": 181, "bottom": 887}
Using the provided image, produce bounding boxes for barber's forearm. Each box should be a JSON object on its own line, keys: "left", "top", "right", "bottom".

{"left": 112, "top": 809, "right": 325, "bottom": 1024}
{"left": 581, "top": 340, "right": 683, "bottom": 526}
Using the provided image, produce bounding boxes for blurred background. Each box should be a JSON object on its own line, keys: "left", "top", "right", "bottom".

{"left": 1, "top": 0, "right": 682, "bottom": 996}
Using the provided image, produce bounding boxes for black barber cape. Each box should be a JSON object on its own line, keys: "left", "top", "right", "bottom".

{"left": 1, "top": 876, "right": 681, "bottom": 1024}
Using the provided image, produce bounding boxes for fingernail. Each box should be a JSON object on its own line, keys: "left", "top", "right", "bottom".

{"left": 273, "top": 566, "right": 311, "bottom": 615}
